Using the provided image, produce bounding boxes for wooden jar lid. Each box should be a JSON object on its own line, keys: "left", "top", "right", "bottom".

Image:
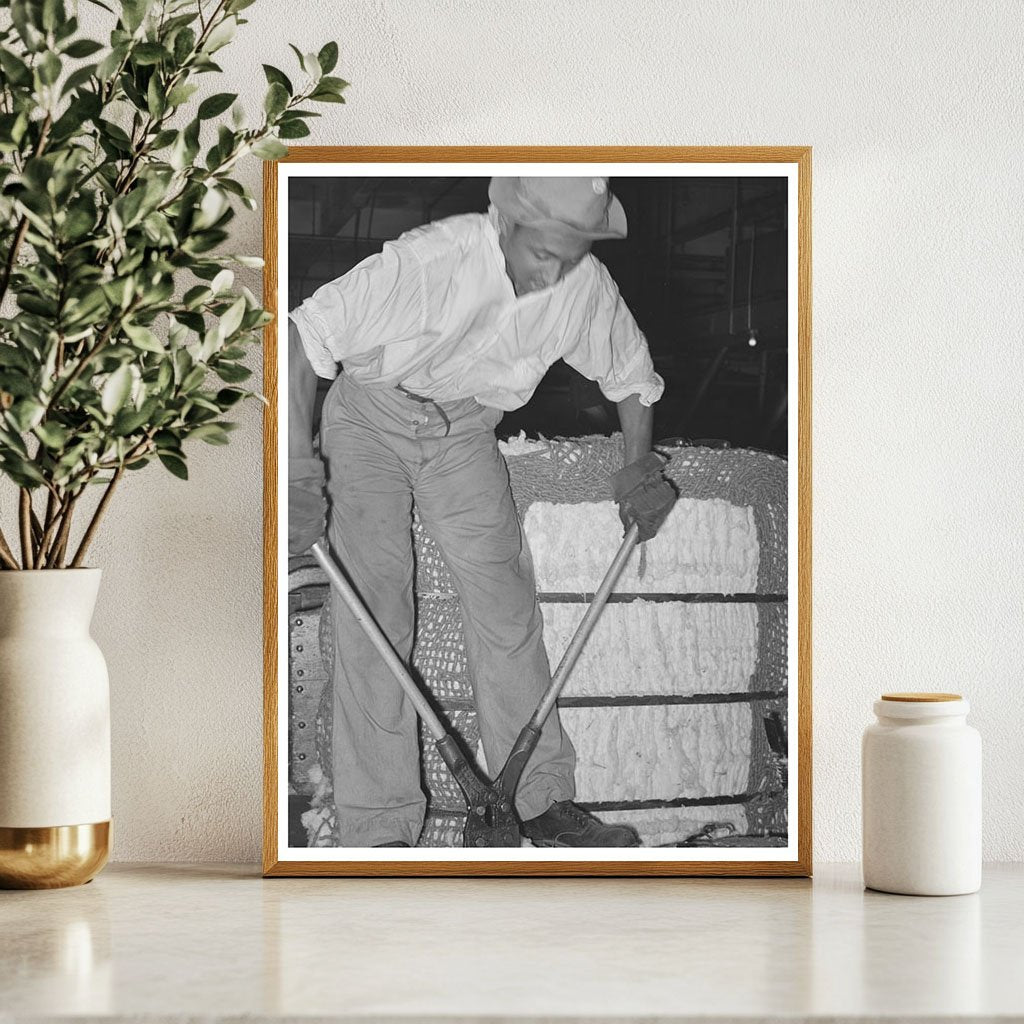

{"left": 881, "top": 692, "right": 962, "bottom": 702}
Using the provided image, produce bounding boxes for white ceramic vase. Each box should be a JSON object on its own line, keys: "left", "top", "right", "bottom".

{"left": 0, "top": 569, "right": 111, "bottom": 888}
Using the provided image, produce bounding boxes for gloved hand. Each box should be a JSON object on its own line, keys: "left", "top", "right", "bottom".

{"left": 610, "top": 452, "right": 677, "bottom": 542}
{"left": 289, "top": 456, "right": 326, "bottom": 555}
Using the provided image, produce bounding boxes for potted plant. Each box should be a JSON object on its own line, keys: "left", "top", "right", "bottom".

{"left": 0, "top": 0, "right": 345, "bottom": 887}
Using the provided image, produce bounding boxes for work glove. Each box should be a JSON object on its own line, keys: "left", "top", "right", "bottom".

{"left": 610, "top": 452, "right": 678, "bottom": 543}
{"left": 289, "top": 456, "right": 327, "bottom": 555}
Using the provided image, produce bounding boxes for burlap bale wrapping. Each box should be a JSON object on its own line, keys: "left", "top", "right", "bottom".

{"left": 290, "top": 435, "right": 789, "bottom": 848}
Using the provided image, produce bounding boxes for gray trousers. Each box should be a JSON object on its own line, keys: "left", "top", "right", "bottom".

{"left": 321, "top": 373, "right": 576, "bottom": 846}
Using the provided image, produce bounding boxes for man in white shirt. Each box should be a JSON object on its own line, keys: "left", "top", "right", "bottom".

{"left": 289, "top": 177, "right": 666, "bottom": 848}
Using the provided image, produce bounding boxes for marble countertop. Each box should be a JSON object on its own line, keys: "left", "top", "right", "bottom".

{"left": 2, "top": 862, "right": 1021, "bottom": 1021}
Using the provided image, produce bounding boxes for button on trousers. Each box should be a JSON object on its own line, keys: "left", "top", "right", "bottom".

{"left": 320, "top": 373, "right": 576, "bottom": 846}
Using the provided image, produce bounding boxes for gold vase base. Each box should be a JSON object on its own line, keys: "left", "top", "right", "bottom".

{"left": 0, "top": 821, "right": 111, "bottom": 889}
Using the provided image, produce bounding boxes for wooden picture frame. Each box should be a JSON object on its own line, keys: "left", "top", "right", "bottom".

{"left": 263, "top": 147, "right": 812, "bottom": 877}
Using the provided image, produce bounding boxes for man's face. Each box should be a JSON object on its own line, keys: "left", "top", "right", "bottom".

{"left": 499, "top": 223, "right": 592, "bottom": 296}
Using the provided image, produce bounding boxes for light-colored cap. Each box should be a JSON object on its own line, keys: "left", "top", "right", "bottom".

{"left": 488, "top": 176, "right": 628, "bottom": 239}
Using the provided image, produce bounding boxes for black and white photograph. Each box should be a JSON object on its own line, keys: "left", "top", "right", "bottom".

{"left": 266, "top": 151, "right": 810, "bottom": 874}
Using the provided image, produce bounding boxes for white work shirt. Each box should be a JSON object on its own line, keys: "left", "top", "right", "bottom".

{"left": 289, "top": 207, "right": 665, "bottom": 412}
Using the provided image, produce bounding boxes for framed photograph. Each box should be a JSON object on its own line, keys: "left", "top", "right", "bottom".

{"left": 263, "top": 147, "right": 811, "bottom": 877}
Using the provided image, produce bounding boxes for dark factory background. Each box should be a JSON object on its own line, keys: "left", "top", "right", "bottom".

{"left": 287, "top": 176, "right": 789, "bottom": 457}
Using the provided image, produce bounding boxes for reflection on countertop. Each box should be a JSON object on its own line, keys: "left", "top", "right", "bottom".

{"left": 2, "top": 863, "right": 1021, "bottom": 1020}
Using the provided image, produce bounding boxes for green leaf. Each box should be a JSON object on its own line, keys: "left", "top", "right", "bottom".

{"left": 317, "top": 41, "right": 339, "bottom": 75}
{"left": 181, "top": 364, "right": 206, "bottom": 391}
{"left": 158, "top": 452, "right": 188, "bottom": 479}
{"left": 182, "top": 285, "right": 211, "bottom": 310}
{"left": 262, "top": 63, "right": 292, "bottom": 94}
{"left": 215, "top": 388, "right": 246, "bottom": 408}
{"left": 0, "top": 422, "right": 30, "bottom": 457}
{"left": 1, "top": 455, "right": 46, "bottom": 487}
{"left": 112, "top": 189, "right": 146, "bottom": 231}
{"left": 121, "top": 0, "right": 152, "bottom": 33}
{"left": 146, "top": 73, "right": 166, "bottom": 117}
{"left": 38, "top": 51, "right": 62, "bottom": 86}
{"left": 319, "top": 75, "right": 349, "bottom": 93}
{"left": 192, "top": 56, "right": 223, "bottom": 74}
{"left": 309, "top": 88, "right": 346, "bottom": 104}
{"left": 1, "top": 366, "right": 38, "bottom": 398}
{"left": 63, "top": 38, "right": 104, "bottom": 58}
{"left": 96, "top": 43, "right": 127, "bottom": 81}
{"left": 156, "top": 359, "right": 173, "bottom": 391}
{"left": 112, "top": 405, "right": 151, "bottom": 435}
{"left": 132, "top": 42, "right": 169, "bottom": 66}
{"left": 218, "top": 295, "right": 246, "bottom": 339}
{"left": 17, "top": 292, "right": 58, "bottom": 317}
{"left": 57, "top": 14, "right": 78, "bottom": 41}
{"left": 60, "top": 62, "right": 98, "bottom": 97}
{"left": 175, "top": 311, "right": 206, "bottom": 333}
{"left": 150, "top": 128, "right": 177, "bottom": 149}
{"left": 277, "top": 120, "right": 310, "bottom": 140}
{"left": 195, "top": 186, "right": 227, "bottom": 228}
{"left": 299, "top": 50, "right": 321, "bottom": 80}
{"left": 98, "top": 118, "right": 132, "bottom": 148}
{"left": 101, "top": 277, "right": 134, "bottom": 309}
{"left": 173, "top": 26, "right": 196, "bottom": 65}
{"left": 203, "top": 16, "right": 236, "bottom": 53}
{"left": 264, "top": 81, "right": 289, "bottom": 118}
{"left": 34, "top": 421, "right": 70, "bottom": 449}
{"left": 166, "top": 82, "right": 199, "bottom": 107}
{"left": 198, "top": 91, "right": 237, "bottom": 119}
{"left": 63, "top": 288, "right": 108, "bottom": 327}
{"left": 42, "top": 0, "right": 66, "bottom": 33}
{"left": 0, "top": 49, "right": 33, "bottom": 87}
{"left": 10, "top": 1, "right": 44, "bottom": 52}
{"left": 214, "top": 361, "right": 251, "bottom": 383}
{"left": 0, "top": 346, "right": 30, "bottom": 371}
{"left": 123, "top": 321, "right": 164, "bottom": 353}
{"left": 210, "top": 268, "right": 234, "bottom": 294}
{"left": 250, "top": 137, "right": 287, "bottom": 160}
{"left": 101, "top": 365, "right": 133, "bottom": 415}
{"left": 10, "top": 399, "right": 45, "bottom": 432}
{"left": 61, "top": 204, "right": 97, "bottom": 240}
{"left": 189, "top": 422, "right": 230, "bottom": 445}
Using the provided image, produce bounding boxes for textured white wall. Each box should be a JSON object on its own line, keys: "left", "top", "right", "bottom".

{"left": 54, "top": 0, "right": 1024, "bottom": 863}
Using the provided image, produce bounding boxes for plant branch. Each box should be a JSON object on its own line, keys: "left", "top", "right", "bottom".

{"left": 0, "top": 526, "right": 19, "bottom": 570}
{"left": 70, "top": 464, "right": 124, "bottom": 567}
{"left": 29, "top": 506, "right": 44, "bottom": 545}
{"left": 36, "top": 485, "right": 68, "bottom": 565}
{"left": 18, "top": 489, "right": 34, "bottom": 569}
{"left": 0, "top": 113, "right": 53, "bottom": 308}
{"left": 46, "top": 298, "right": 141, "bottom": 413}
{"left": 44, "top": 491, "right": 80, "bottom": 569}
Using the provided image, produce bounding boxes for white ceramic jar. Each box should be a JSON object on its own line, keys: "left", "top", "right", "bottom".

{"left": 862, "top": 692, "right": 981, "bottom": 895}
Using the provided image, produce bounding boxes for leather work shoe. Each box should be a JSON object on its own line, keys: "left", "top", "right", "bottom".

{"left": 520, "top": 800, "right": 640, "bottom": 848}
{"left": 373, "top": 841, "right": 411, "bottom": 847}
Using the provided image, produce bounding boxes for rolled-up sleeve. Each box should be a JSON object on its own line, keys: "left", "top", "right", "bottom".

{"left": 288, "top": 240, "right": 425, "bottom": 380}
{"left": 562, "top": 261, "right": 665, "bottom": 406}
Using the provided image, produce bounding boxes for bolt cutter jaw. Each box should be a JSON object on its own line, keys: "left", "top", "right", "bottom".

{"left": 463, "top": 797, "right": 521, "bottom": 849}
{"left": 435, "top": 727, "right": 543, "bottom": 848}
